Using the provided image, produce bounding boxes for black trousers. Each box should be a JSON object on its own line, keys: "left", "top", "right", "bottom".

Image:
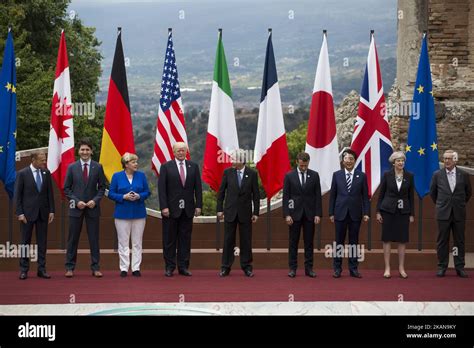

{"left": 221, "top": 217, "right": 253, "bottom": 272}
{"left": 19, "top": 215, "right": 48, "bottom": 273}
{"left": 288, "top": 213, "right": 314, "bottom": 271}
{"left": 65, "top": 214, "right": 101, "bottom": 271}
{"left": 437, "top": 212, "right": 466, "bottom": 271}
{"left": 333, "top": 213, "right": 361, "bottom": 273}
{"left": 162, "top": 211, "right": 193, "bottom": 271}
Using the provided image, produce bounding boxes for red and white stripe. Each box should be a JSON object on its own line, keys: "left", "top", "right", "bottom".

{"left": 151, "top": 98, "right": 188, "bottom": 176}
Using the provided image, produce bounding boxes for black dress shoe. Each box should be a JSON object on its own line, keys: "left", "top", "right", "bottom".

{"left": 333, "top": 270, "right": 341, "bottom": 278}
{"left": 165, "top": 269, "right": 173, "bottom": 277}
{"left": 19, "top": 272, "right": 27, "bottom": 280}
{"left": 37, "top": 271, "right": 51, "bottom": 279}
{"left": 456, "top": 269, "right": 468, "bottom": 278}
{"left": 244, "top": 270, "right": 254, "bottom": 278}
{"left": 350, "top": 271, "right": 362, "bottom": 278}
{"left": 305, "top": 270, "right": 317, "bottom": 278}
{"left": 132, "top": 271, "right": 141, "bottom": 277}
{"left": 288, "top": 269, "right": 296, "bottom": 278}
{"left": 178, "top": 269, "right": 192, "bottom": 276}
{"left": 120, "top": 271, "right": 127, "bottom": 277}
{"left": 436, "top": 269, "right": 446, "bottom": 277}
{"left": 219, "top": 269, "right": 230, "bottom": 277}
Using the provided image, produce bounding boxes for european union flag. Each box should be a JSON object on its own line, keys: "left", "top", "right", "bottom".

{"left": 405, "top": 34, "right": 438, "bottom": 198}
{"left": 0, "top": 30, "right": 17, "bottom": 200}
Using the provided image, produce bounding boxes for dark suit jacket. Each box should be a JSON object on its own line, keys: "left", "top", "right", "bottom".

{"left": 430, "top": 167, "right": 472, "bottom": 221}
{"left": 329, "top": 169, "right": 370, "bottom": 221}
{"left": 64, "top": 160, "right": 106, "bottom": 218}
{"left": 158, "top": 159, "right": 203, "bottom": 219}
{"left": 282, "top": 169, "right": 322, "bottom": 221}
{"left": 15, "top": 166, "right": 55, "bottom": 221}
{"left": 216, "top": 166, "right": 260, "bottom": 222}
{"left": 376, "top": 169, "right": 415, "bottom": 215}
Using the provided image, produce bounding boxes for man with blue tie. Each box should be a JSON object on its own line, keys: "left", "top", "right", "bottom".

{"left": 329, "top": 149, "right": 369, "bottom": 278}
{"left": 15, "top": 152, "right": 55, "bottom": 280}
{"left": 217, "top": 149, "right": 260, "bottom": 277}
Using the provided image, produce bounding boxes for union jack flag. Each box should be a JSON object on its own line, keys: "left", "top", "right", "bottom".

{"left": 351, "top": 33, "right": 392, "bottom": 198}
{"left": 151, "top": 30, "right": 189, "bottom": 176}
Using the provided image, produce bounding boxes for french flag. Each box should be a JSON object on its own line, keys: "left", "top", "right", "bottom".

{"left": 254, "top": 30, "right": 290, "bottom": 199}
{"left": 305, "top": 32, "right": 339, "bottom": 195}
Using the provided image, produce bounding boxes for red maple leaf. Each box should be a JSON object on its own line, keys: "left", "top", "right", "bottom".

{"left": 51, "top": 93, "right": 73, "bottom": 141}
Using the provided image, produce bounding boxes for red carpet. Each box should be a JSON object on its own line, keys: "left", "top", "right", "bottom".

{"left": 1, "top": 269, "right": 473, "bottom": 304}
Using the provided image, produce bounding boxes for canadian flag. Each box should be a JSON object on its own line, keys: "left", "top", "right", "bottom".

{"left": 47, "top": 30, "right": 75, "bottom": 195}
{"left": 305, "top": 33, "right": 340, "bottom": 194}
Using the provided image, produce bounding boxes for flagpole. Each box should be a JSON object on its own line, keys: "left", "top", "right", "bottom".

{"left": 61, "top": 200, "right": 66, "bottom": 250}
{"left": 7, "top": 25, "right": 13, "bottom": 243}
{"left": 367, "top": 29, "right": 375, "bottom": 251}
{"left": 215, "top": 27, "right": 222, "bottom": 251}
{"left": 418, "top": 196, "right": 423, "bottom": 251}
{"left": 8, "top": 199, "right": 13, "bottom": 242}
{"left": 314, "top": 29, "right": 328, "bottom": 251}
{"left": 265, "top": 27, "right": 273, "bottom": 251}
{"left": 417, "top": 30, "right": 428, "bottom": 252}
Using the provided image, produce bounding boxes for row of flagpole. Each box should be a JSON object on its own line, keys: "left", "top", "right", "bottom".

{"left": 0, "top": 26, "right": 438, "bottom": 252}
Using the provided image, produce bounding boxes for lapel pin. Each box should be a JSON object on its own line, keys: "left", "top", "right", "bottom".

{"left": 356, "top": 175, "right": 359, "bottom": 178}
{"left": 245, "top": 175, "right": 248, "bottom": 178}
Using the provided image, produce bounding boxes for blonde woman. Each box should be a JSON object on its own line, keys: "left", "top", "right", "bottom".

{"left": 376, "top": 151, "right": 414, "bottom": 279}
{"left": 108, "top": 153, "right": 150, "bottom": 277}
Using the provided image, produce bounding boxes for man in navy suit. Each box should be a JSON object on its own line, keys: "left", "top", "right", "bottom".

{"left": 283, "top": 152, "right": 322, "bottom": 278}
{"left": 158, "top": 142, "right": 203, "bottom": 277}
{"left": 15, "top": 152, "right": 55, "bottom": 280}
{"left": 329, "top": 149, "right": 369, "bottom": 278}
{"left": 217, "top": 149, "right": 260, "bottom": 277}
{"left": 64, "top": 139, "right": 106, "bottom": 278}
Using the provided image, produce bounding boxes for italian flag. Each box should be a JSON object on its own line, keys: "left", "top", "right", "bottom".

{"left": 202, "top": 30, "right": 239, "bottom": 192}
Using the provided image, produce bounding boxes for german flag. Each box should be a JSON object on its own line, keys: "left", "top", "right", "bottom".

{"left": 99, "top": 28, "right": 135, "bottom": 182}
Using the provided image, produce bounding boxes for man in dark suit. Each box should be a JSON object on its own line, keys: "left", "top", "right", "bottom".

{"left": 329, "top": 149, "right": 369, "bottom": 278}
{"left": 283, "top": 152, "right": 322, "bottom": 278}
{"left": 430, "top": 150, "right": 472, "bottom": 278}
{"left": 64, "top": 139, "right": 106, "bottom": 278}
{"left": 217, "top": 149, "right": 260, "bottom": 277}
{"left": 15, "top": 152, "right": 55, "bottom": 280}
{"left": 158, "top": 142, "right": 203, "bottom": 277}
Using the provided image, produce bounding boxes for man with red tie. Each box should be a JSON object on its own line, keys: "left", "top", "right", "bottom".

{"left": 64, "top": 139, "right": 106, "bottom": 278}
{"left": 158, "top": 142, "right": 203, "bottom": 277}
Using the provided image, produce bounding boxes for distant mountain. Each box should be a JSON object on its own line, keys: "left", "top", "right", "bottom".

{"left": 70, "top": 0, "right": 397, "bottom": 112}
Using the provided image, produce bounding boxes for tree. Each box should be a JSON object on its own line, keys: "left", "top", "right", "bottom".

{"left": 0, "top": 0, "right": 102, "bottom": 156}
{"left": 286, "top": 121, "right": 308, "bottom": 168}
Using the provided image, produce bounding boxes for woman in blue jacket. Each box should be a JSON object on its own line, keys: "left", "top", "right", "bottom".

{"left": 108, "top": 153, "right": 150, "bottom": 277}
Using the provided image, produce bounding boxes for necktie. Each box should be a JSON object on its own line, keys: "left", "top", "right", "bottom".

{"left": 237, "top": 170, "right": 242, "bottom": 188}
{"left": 179, "top": 162, "right": 186, "bottom": 187}
{"left": 346, "top": 172, "right": 352, "bottom": 192}
{"left": 35, "top": 169, "right": 42, "bottom": 191}
{"left": 448, "top": 171, "right": 455, "bottom": 192}
{"left": 301, "top": 171, "right": 305, "bottom": 187}
{"left": 83, "top": 163, "right": 88, "bottom": 183}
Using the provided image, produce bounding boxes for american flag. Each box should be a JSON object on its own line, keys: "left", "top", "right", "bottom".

{"left": 151, "top": 30, "right": 189, "bottom": 176}
{"left": 351, "top": 33, "right": 392, "bottom": 198}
